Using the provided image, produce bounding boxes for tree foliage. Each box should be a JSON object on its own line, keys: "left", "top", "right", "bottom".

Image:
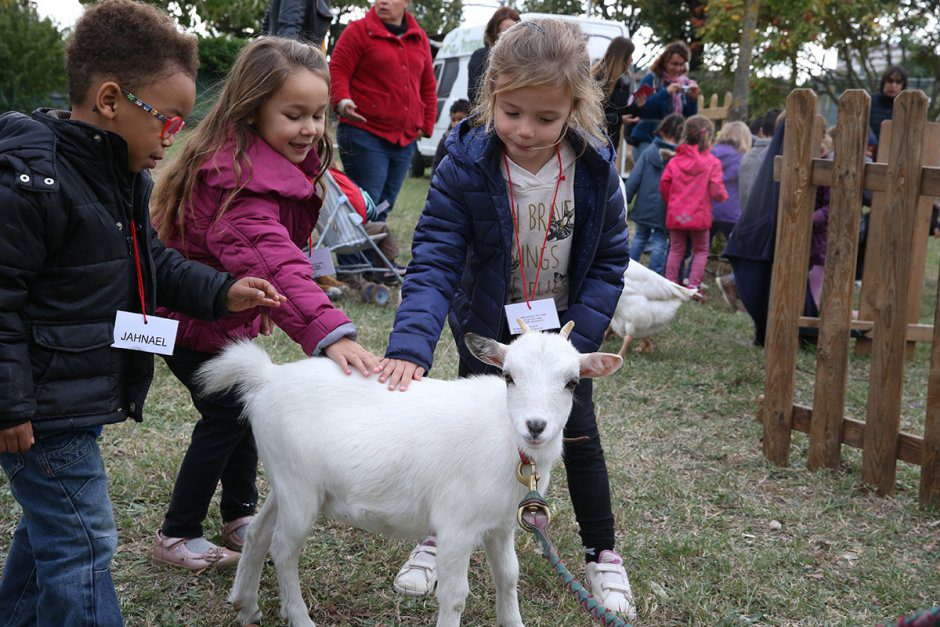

{"left": 0, "top": 0, "right": 68, "bottom": 113}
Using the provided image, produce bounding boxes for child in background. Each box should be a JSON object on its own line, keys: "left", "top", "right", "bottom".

{"left": 0, "top": 2, "right": 285, "bottom": 623}
{"left": 625, "top": 113, "right": 685, "bottom": 275}
{"left": 149, "top": 37, "right": 381, "bottom": 571}
{"left": 710, "top": 121, "right": 751, "bottom": 308}
{"left": 431, "top": 98, "right": 472, "bottom": 176}
{"left": 661, "top": 115, "right": 728, "bottom": 299}
{"left": 378, "top": 19, "right": 635, "bottom": 620}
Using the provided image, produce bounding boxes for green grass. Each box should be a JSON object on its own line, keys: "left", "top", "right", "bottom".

{"left": 3, "top": 173, "right": 940, "bottom": 626}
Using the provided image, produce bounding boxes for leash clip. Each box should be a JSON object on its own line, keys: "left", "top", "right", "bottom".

{"left": 516, "top": 460, "right": 550, "bottom": 531}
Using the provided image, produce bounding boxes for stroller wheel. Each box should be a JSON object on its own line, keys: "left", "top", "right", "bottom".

{"left": 372, "top": 284, "right": 390, "bottom": 306}
{"left": 360, "top": 282, "right": 376, "bottom": 303}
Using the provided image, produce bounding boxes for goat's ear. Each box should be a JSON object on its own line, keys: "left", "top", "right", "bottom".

{"left": 579, "top": 352, "right": 623, "bottom": 378}
{"left": 465, "top": 333, "right": 508, "bottom": 368}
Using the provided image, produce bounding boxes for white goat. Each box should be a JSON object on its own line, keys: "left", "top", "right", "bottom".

{"left": 196, "top": 322, "right": 623, "bottom": 627}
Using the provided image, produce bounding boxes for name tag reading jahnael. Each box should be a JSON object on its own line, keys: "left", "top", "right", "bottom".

{"left": 505, "top": 298, "right": 561, "bottom": 335}
{"left": 111, "top": 310, "right": 178, "bottom": 356}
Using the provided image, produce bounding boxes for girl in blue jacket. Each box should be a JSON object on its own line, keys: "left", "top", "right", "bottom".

{"left": 378, "top": 18, "right": 634, "bottom": 619}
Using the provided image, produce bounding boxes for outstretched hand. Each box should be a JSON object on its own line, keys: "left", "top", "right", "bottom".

{"left": 0, "top": 422, "right": 34, "bottom": 453}
{"left": 324, "top": 337, "right": 383, "bottom": 376}
{"left": 378, "top": 358, "right": 425, "bottom": 391}
{"left": 226, "top": 277, "right": 286, "bottom": 313}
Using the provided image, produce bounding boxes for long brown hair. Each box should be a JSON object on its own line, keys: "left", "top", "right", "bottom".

{"left": 475, "top": 19, "right": 607, "bottom": 149}
{"left": 592, "top": 37, "right": 635, "bottom": 97}
{"left": 152, "top": 37, "right": 333, "bottom": 243}
{"left": 680, "top": 115, "right": 715, "bottom": 152}
{"left": 483, "top": 7, "right": 520, "bottom": 48}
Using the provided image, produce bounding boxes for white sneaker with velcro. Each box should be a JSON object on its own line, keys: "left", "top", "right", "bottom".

{"left": 585, "top": 549, "right": 637, "bottom": 620}
{"left": 393, "top": 536, "right": 438, "bottom": 596}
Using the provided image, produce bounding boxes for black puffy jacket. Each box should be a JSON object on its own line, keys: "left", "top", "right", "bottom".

{"left": 0, "top": 110, "right": 234, "bottom": 433}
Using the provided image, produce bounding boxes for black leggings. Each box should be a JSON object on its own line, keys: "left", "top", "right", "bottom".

{"left": 160, "top": 347, "right": 258, "bottom": 539}
{"left": 458, "top": 353, "right": 615, "bottom": 558}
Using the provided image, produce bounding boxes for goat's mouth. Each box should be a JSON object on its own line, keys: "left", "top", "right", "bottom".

{"left": 521, "top": 434, "right": 546, "bottom": 446}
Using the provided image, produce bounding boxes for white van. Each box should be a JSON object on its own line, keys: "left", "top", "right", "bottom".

{"left": 414, "top": 14, "right": 631, "bottom": 171}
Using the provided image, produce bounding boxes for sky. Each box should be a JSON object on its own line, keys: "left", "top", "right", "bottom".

{"left": 34, "top": 0, "right": 502, "bottom": 30}
{"left": 34, "top": 0, "right": 84, "bottom": 29}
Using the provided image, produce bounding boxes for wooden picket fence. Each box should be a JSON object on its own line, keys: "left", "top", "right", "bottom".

{"left": 760, "top": 88, "right": 940, "bottom": 507}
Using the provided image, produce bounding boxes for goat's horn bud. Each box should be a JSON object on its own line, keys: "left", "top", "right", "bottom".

{"left": 516, "top": 318, "right": 532, "bottom": 334}
{"left": 560, "top": 320, "right": 575, "bottom": 339}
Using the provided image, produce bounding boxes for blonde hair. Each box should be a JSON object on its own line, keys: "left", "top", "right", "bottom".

{"left": 152, "top": 37, "right": 333, "bottom": 244}
{"left": 716, "top": 121, "right": 752, "bottom": 153}
{"left": 681, "top": 115, "right": 715, "bottom": 152}
{"left": 474, "top": 18, "right": 607, "bottom": 150}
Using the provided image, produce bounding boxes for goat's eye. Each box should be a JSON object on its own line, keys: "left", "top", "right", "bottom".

{"left": 565, "top": 379, "right": 579, "bottom": 391}
{"left": 503, "top": 373, "right": 514, "bottom": 385}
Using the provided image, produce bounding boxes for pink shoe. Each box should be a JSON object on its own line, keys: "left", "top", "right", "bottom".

{"left": 220, "top": 516, "right": 254, "bottom": 551}
{"left": 153, "top": 530, "right": 240, "bottom": 573}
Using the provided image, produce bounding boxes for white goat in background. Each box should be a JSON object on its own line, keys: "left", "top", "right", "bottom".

{"left": 197, "top": 322, "right": 623, "bottom": 627}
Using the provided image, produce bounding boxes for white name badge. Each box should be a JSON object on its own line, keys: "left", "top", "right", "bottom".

{"left": 308, "top": 247, "right": 336, "bottom": 278}
{"left": 111, "top": 310, "right": 178, "bottom": 355}
{"left": 505, "top": 298, "right": 561, "bottom": 335}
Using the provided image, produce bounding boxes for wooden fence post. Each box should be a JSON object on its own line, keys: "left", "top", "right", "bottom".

{"left": 861, "top": 91, "right": 928, "bottom": 496}
{"left": 922, "top": 261, "right": 940, "bottom": 507}
{"left": 761, "top": 89, "right": 823, "bottom": 465}
{"left": 808, "top": 90, "right": 871, "bottom": 471}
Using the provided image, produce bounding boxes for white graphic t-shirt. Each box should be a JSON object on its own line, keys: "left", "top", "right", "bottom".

{"left": 501, "top": 141, "right": 576, "bottom": 311}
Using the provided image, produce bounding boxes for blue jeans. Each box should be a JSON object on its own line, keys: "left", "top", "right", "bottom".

{"left": 0, "top": 430, "right": 121, "bottom": 626}
{"left": 629, "top": 224, "right": 669, "bottom": 276}
{"left": 336, "top": 123, "right": 415, "bottom": 221}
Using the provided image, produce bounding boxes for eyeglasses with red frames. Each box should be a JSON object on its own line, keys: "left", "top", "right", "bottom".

{"left": 120, "top": 87, "right": 185, "bottom": 140}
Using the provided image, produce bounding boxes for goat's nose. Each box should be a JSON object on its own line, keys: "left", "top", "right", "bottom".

{"left": 526, "top": 419, "right": 546, "bottom": 437}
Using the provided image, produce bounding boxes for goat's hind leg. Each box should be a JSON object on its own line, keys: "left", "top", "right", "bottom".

{"left": 229, "top": 493, "right": 279, "bottom": 625}
{"left": 269, "top": 491, "right": 320, "bottom": 626}
{"left": 483, "top": 526, "right": 524, "bottom": 627}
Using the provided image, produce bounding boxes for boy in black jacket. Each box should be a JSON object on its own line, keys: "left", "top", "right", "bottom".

{"left": 0, "top": 2, "right": 284, "bottom": 623}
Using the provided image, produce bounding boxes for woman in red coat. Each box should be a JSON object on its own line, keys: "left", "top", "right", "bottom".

{"left": 329, "top": 0, "right": 436, "bottom": 219}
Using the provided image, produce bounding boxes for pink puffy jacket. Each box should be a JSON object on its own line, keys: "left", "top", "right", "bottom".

{"left": 158, "top": 134, "right": 352, "bottom": 355}
{"left": 660, "top": 143, "right": 728, "bottom": 231}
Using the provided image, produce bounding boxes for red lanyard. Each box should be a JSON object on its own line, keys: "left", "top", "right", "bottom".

{"left": 129, "top": 220, "right": 147, "bottom": 323}
{"left": 503, "top": 146, "right": 565, "bottom": 309}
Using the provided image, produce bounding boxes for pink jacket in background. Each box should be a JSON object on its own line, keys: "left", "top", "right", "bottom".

{"left": 157, "top": 133, "right": 352, "bottom": 355}
{"left": 660, "top": 143, "right": 728, "bottom": 231}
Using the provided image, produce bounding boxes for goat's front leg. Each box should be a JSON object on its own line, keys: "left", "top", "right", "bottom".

{"left": 269, "top": 494, "right": 319, "bottom": 626}
{"left": 433, "top": 532, "right": 476, "bottom": 627}
{"left": 483, "top": 526, "right": 524, "bottom": 627}
{"left": 229, "top": 494, "right": 279, "bottom": 625}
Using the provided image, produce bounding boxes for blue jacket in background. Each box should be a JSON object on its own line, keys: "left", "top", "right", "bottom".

{"left": 625, "top": 137, "right": 675, "bottom": 230}
{"left": 710, "top": 142, "right": 743, "bottom": 225}
{"left": 629, "top": 73, "right": 698, "bottom": 146}
{"left": 386, "top": 121, "right": 630, "bottom": 373}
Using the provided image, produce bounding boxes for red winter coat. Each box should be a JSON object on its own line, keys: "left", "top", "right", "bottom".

{"left": 660, "top": 144, "right": 728, "bottom": 231}
{"left": 157, "top": 134, "right": 352, "bottom": 355}
{"left": 329, "top": 8, "right": 436, "bottom": 146}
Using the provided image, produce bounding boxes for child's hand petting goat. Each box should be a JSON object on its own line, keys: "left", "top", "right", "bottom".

{"left": 196, "top": 321, "right": 622, "bottom": 627}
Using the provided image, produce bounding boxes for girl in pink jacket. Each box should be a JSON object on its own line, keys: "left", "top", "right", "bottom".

{"left": 148, "top": 37, "right": 382, "bottom": 571}
{"left": 660, "top": 115, "right": 728, "bottom": 296}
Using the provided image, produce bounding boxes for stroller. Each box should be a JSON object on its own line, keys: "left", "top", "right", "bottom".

{"left": 309, "top": 169, "right": 403, "bottom": 304}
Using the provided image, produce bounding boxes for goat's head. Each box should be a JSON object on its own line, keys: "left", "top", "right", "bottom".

{"left": 465, "top": 321, "right": 623, "bottom": 458}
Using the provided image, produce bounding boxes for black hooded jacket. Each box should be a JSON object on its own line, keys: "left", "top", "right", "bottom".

{"left": 0, "top": 110, "right": 234, "bottom": 433}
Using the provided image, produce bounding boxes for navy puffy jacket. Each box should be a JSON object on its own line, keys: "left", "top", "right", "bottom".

{"left": 385, "top": 121, "right": 630, "bottom": 373}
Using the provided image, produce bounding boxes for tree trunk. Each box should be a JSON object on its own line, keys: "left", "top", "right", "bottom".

{"left": 729, "top": 0, "right": 760, "bottom": 121}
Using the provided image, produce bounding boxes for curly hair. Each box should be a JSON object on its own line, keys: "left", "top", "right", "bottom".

{"left": 475, "top": 18, "right": 607, "bottom": 150}
{"left": 66, "top": 0, "right": 198, "bottom": 105}
{"left": 649, "top": 41, "right": 691, "bottom": 79}
{"left": 151, "top": 37, "right": 333, "bottom": 245}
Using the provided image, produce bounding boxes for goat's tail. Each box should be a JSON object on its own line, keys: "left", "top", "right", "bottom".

{"left": 195, "top": 340, "right": 275, "bottom": 399}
